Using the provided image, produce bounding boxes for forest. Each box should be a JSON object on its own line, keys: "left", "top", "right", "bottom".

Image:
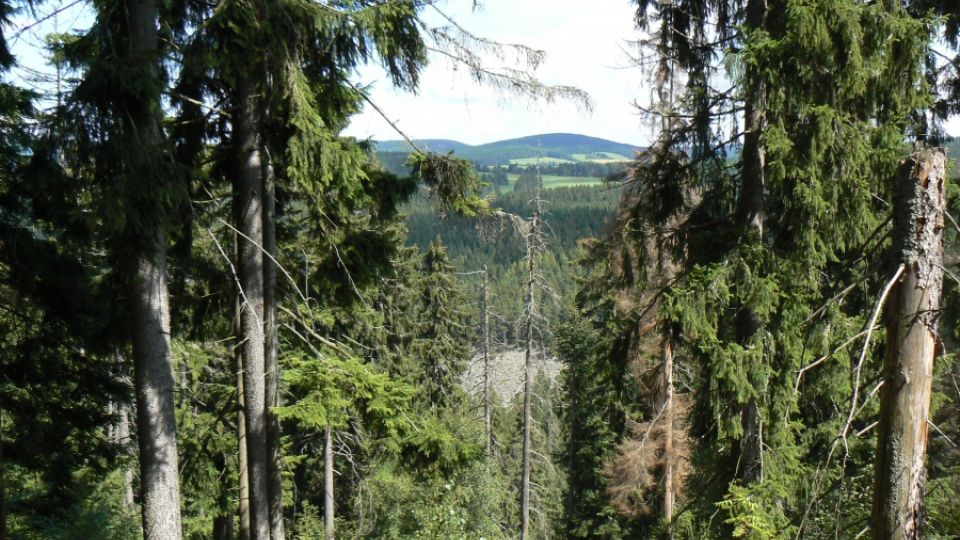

{"left": 2, "top": 0, "right": 960, "bottom": 540}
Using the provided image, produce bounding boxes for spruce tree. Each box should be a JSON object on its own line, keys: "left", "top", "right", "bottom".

{"left": 56, "top": 0, "right": 189, "bottom": 535}
{"left": 601, "top": 0, "right": 935, "bottom": 533}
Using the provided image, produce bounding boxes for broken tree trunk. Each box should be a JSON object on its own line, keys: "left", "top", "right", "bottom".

{"left": 871, "top": 148, "right": 946, "bottom": 540}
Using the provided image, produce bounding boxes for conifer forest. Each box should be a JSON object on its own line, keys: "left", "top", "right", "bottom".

{"left": 4, "top": 0, "right": 960, "bottom": 539}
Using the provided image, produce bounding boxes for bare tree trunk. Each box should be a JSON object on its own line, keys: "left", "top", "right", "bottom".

{"left": 233, "top": 84, "right": 269, "bottom": 540}
{"left": 262, "top": 149, "right": 285, "bottom": 540}
{"left": 520, "top": 273, "right": 533, "bottom": 540}
{"left": 482, "top": 265, "right": 492, "bottom": 457}
{"left": 661, "top": 336, "right": 674, "bottom": 525}
{"left": 119, "top": 0, "right": 184, "bottom": 536}
{"left": 324, "top": 426, "right": 335, "bottom": 540}
{"left": 734, "top": 0, "right": 769, "bottom": 486}
{"left": 520, "top": 161, "right": 543, "bottom": 540}
{"left": 237, "top": 304, "right": 251, "bottom": 540}
{"left": 871, "top": 148, "right": 946, "bottom": 540}
{"left": 132, "top": 229, "right": 183, "bottom": 540}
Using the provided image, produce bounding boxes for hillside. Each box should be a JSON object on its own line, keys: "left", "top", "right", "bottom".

{"left": 375, "top": 132, "right": 642, "bottom": 166}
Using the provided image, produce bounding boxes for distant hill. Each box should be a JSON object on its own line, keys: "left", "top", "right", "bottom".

{"left": 374, "top": 132, "right": 642, "bottom": 166}
{"left": 375, "top": 139, "right": 472, "bottom": 154}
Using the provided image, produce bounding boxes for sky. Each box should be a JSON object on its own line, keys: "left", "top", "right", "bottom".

{"left": 343, "top": 0, "right": 654, "bottom": 146}
{"left": 8, "top": 0, "right": 959, "bottom": 146}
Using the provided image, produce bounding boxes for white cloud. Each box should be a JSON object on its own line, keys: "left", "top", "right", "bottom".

{"left": 344, "top": 0, "right": 654, "bottom": 146}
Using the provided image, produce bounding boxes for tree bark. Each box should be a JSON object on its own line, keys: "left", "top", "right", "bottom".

{"left": 117, "top": 0, "right": 185, "bottom": 537}
{"left": 520, "top": 168, "right": 542, "bottom": 540}
{"left": 132, "top": 230, "right": 183, "bottom": 540}
{"left": 237, "top": 298, "right": 251, "bottom": 540}
{"left": 734, "top": 0, "right": 769, "bottom": 486}
{"left": 661, "top": 335, "right": 674, "bottom": 525}
{"left": 262, "top": 149, "right": 285, "bottom": 540}
{"left": 871, "top": 148, "right": 946, "bottom": 540}
{"left": 481, "top": 265, "right": 492, "bottom": 457}
{"left": 324, "top": 426, "right": 335, "bottom": 540}
{"left": 233, "top": 82, "right": 270, "bottom": 540}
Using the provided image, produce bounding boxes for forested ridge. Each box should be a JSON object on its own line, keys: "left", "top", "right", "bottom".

{"left": 2, "top": 1, "right": 960, "bottom": 540}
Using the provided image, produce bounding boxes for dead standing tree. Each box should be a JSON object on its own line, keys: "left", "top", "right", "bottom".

{"left": 872, "top": 148, "right": 947, "bottom": 540}
{"left": 482, "top": 151, "right": 548, "bottom": 540}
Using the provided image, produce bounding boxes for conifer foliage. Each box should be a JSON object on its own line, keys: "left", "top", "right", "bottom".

{"left": 3, "top": 0, "right": 960, "bottom": 538}
{"left": 556, "top": 0, "right": 960, "bottom": 538}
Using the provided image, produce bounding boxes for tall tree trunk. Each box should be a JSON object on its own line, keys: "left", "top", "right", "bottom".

{"left": 262, "top": 149, "right": 285, "bottom": 540}
{"left": 520, "top": 165, "right": 543, "bottom": 540}
{"left": 132, "top": 230, "right": 183, "bottom": 540}
{"left": 661, "top": 335, "right": 674, "bottom": 525}
{"left": 233, "top": 82, "right": 270, "bottom": 540}
{"left": 734, "top": 0, "right": 769, "bottom": 486}
{"left": 119, "top": 0, "right": 184, "bottom": 536}
{"left": 237, "top": 299, "right": 251, "bottom": 540}
{"left": 871, "top": 148, "right": 946, "bottom": 540}
{"left": 482, "top": 265, "right": 492, "bottom": 457}
{"left": 324, "top": 426, "right": 335, "bottom": 540}
{"left": 520, "top": 265, "right": 533, "bottom": 540}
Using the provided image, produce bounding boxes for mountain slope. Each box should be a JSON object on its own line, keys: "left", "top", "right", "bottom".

{"left": 374, "top": 132, "right": 642, "bottom": 165}
{"left": 375, "top": 139, "right": 472, "bottom": 154}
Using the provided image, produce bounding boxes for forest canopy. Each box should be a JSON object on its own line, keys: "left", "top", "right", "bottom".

{"left": 2, "top": 1, "right": 960, "bottom": 540}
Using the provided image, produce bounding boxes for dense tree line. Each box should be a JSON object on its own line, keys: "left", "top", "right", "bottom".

{"left": 3, "top": 0, "right": 960, "bottom": 538}
{"left": 0, "top": 0, "right": 582, "bottom": 538}
{"left": 556, "top": 0, "right": 960, "bottom": 539}
{"left": 404, "top": 184, "right": 620, "bottom": 347}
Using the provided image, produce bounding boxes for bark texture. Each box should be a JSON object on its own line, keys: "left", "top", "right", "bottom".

{"left": 121, "top": 0, "right": 184, "bottom": 536}
{"left": 661, "top": 336, "right": 674, "bottom": 525}
{"left": 233, "top": 82, "right": 270, "bottom": 540}
{"left": 236, "top": 296, "right": 251, "bottom": 540}
{"left": 132, "top": 230, "right": 183, "bottom": 540}
{"left": 520, "top": 176, "right": 542, "bottom": 540}
{"left": 324, "top": 426, "right": 335, "bottom": 540}
{"left": 262, "top": 150, "right": 285, "bottom": 540}
{"left": 871, "top": 148, "right": 946, "bottom": 540}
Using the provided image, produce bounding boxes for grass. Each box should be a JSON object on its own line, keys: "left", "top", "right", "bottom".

{"left": 502, "top": 174, "right": 603, "bottom": 192}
